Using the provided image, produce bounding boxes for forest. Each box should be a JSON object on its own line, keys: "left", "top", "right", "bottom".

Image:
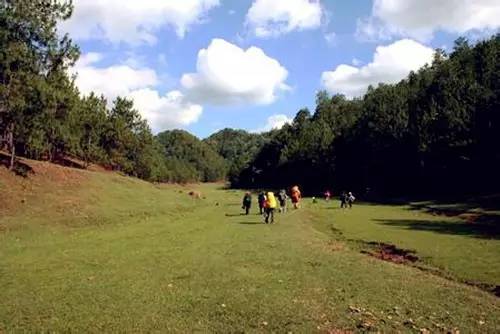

{"left": 236, "top": 36, "right": 500, "bottom": 196}
{"left": 1, "top": 1, "right": 499, "bottom": 197}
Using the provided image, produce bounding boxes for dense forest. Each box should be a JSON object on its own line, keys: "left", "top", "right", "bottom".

{"left": 203, "top": 129, "right": 271, "bottom": 184}
{"left": 1, "top": 1, "right": 499, "bottom": 196}
{"left": 236, "top": 36, "right": 500, "bottom": 197}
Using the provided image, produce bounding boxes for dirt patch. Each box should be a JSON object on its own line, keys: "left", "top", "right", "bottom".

{"left": 361, "top": 242, "right": 419, "bottom": 264}
{"left": 458, "top": 213, "right": 482, "bottom": 224}
{"left": 360, "top": 241, "right": 500, "bottom": 298}
{"left": 325, "top": 240, "right": 346, "bottom": 252}
{"left": 0, "top": 156, "right": 88, "bottom": 218}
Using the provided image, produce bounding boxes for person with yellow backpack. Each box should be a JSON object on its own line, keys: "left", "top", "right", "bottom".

{"left": 264, "top": 191, "right": 277, "bottom": 224}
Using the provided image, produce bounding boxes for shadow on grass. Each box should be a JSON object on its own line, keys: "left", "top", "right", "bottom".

{"left": 375, "top": 217, "right": 500, "bottom": 240}
{"left": 0, "top": 152, "right": 34, "bottom": 177}
{"left": 238, "top": 221, "right": 263, "bottom": 225}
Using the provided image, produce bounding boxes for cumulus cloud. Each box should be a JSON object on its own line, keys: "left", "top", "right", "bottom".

{"left": 321, "top": 39, "right": 434, "bottom": 98}
{"left": 71, "top": 53, "right": 202, "bottom": 131}
{"left": 71, "top": 53, "right": 158, "bottom": 99}
{"left": 246, "top": 0, "right": 323, "bottom": 37}
{"left": 253, "top": 114, "right": 293, "bottom": 133}
{"left": 181, "top": 38, "right": 289, "bottom": 105}
{"left": 129, "top": 89, "right": 202, "bottom": 131}
{"left": 357, "top": 0, "right": 500, "bottom": 41}
{"left": 60, "top": 0, "right": 220, "bottom": 44}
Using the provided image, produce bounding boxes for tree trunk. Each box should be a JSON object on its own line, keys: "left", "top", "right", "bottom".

{"left": 9, "top": 122, "right": 15, "bottom": 170}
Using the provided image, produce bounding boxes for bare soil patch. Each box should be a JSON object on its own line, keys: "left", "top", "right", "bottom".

{"left": 0, "top": 154, "right": 88, "bottom": 217}
{"left": 361, "top": 242, "right": 419, "bottom": 264}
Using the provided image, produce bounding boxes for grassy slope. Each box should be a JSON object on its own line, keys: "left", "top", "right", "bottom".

{"left": 0, "top": 164, "right": 499, "bottom": 333}
{"left": 311, "top": 201, "right": 500, "bottom": 287}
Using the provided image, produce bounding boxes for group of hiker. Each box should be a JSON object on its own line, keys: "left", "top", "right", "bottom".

{"left": 242, "top": 186, "right": 356, "bottom": 223}
{"left": 241, "top": 186, "right": 302, "bottom": 224}
{"left": 339, "top": 191, "right": 356, "bottom": 208}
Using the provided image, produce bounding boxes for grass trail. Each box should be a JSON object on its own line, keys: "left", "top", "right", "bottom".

{"left": 0, "top": 171, "right": 499, "bottom": 332}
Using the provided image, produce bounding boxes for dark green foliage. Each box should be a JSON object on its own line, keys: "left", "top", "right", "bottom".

{"left": 157, "top": 130, "right": 226, "bottom": 182}
{"left": 237, "top": 35, "right": 500, "bottom": 196}
{"left": 204, "top": 128, "right": 269, "bottom": 184}
{"left": 0, "top": 0, "right": 78, "bottom": 169}
{"left": 0, "top": 1, "right": 184, "bottom": 183}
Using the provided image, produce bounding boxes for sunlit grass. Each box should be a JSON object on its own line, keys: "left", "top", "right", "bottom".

{"left": 0, "top": 174, "right": 498, "bottom": 332}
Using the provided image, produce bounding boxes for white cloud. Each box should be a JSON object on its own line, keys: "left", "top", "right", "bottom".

{"left": 321, "top": 39, "right": 434, "bottom": 98}
{"left": 71, "top": 53, "right": 201, "bottom": 131}
{"left": 60, "top": 0, "right": 220, "bottom": 44}
{"left": 351, "top": 58, "right": 363, "bottom": 66}
{"left": 246, "top": 0, "right": 323, "bottom": 37}
{"left": 71, "top": 53, "right": 158, "bottom": 99}
{"left": 355, "top": 17, "right": 395, "bottom": 42}
{"left": 181, "top": 38, "right": 289, "bottom": 105}
{"left": 324, "top": 31, "right": 337, "bottom": 46}
{"left": 129, "top": 89, "right": 202, "bottom": 131}
{"left": 357, "top": 0, "right": 500, "bottom": 41}
{"left": 253, "top": 114, "right": 293, "bottom": 133}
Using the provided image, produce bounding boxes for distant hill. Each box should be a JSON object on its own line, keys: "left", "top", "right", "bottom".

{"left": 156, "top": 130, "right": 226, "bottom": 183}
{"left": 204, "top": 128, "right": 270, "bottom": 183}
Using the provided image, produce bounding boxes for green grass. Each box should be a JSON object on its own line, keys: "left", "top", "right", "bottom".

{"left": 310, "top": 201, "right": 500, "bottom": 287}
{"left": 1, "top": 172, "right": 499, "bottom": 332}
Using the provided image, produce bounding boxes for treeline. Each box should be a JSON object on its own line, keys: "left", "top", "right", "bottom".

{"left": 236, "top": 36, "right": 500, "bottom": 197}
{"left": 0, "top": 1, "right": 162, "bottom": 180}
{"left": 0, "top": 1, "right": 254, "bottom": 183}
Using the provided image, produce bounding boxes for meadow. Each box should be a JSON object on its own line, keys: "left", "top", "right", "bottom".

{"left": 0, "top": 163, "right": 499, "bottom": 333}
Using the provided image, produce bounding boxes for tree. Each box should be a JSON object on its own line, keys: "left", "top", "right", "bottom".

{"left": 237, "top": 35, "right": 500, "bottom": 196}
{"left": 0, "top": 0, "right": 78, "bottom": 169}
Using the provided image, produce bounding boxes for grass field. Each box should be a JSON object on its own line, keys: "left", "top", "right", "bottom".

{"left": 1, "top": 163, "right": 499, "bottom": 332}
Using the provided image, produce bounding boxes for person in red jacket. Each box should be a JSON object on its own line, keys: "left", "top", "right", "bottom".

{"left": 290, "top": 185, "right": 301, "bottom": 209}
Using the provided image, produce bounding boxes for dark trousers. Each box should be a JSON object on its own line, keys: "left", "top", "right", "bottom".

{"left": 244, "top": 205, "right": 250, "bottom": 215}
{"left": 259, "top": 204, "right": 264, "bottom": 214}
{"left": 264, "top": 208, "right": 275, "bottom": 223}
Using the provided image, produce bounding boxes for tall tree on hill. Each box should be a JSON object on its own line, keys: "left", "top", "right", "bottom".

{"left": 69, "top": 93, "right": 108, "bottom": 166}
{"left": 0, "top": 0, "right": 79, "bottom": 169}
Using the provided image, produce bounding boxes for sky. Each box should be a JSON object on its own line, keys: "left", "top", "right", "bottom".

{"left": 60, "top": 0, "right": 500, "bottom": 138}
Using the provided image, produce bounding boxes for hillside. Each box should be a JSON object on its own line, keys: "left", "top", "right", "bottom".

{"left": 1, "top": 161, "right": 499, "bottom": 332}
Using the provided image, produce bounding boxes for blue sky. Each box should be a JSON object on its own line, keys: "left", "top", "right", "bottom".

{"left": 62, "top": 0, "right": 500, "bottom": 138}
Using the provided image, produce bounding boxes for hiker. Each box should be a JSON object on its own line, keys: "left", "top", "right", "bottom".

{"left": 290, "top": 185, "right": 301, "bottom": 209}
{"left": 278, "top": 189, "right": 288, "bottom": 213}
{"left": 242, "top": 192, "right": 252, "bottom": 215}
{"left": 264, "top": 191, "right": 277, "bottom": 224}
{"left": 324, "top": 190, "right": 331, "bottom": 201}
{"left": 340, "top": 191, "right": 347, "bottom": 209}
{"left": 347, "top": 192, "right": 355, "bottom": 208}
{"left": 258, "top": 191, "right": 266, "bottom": 214}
